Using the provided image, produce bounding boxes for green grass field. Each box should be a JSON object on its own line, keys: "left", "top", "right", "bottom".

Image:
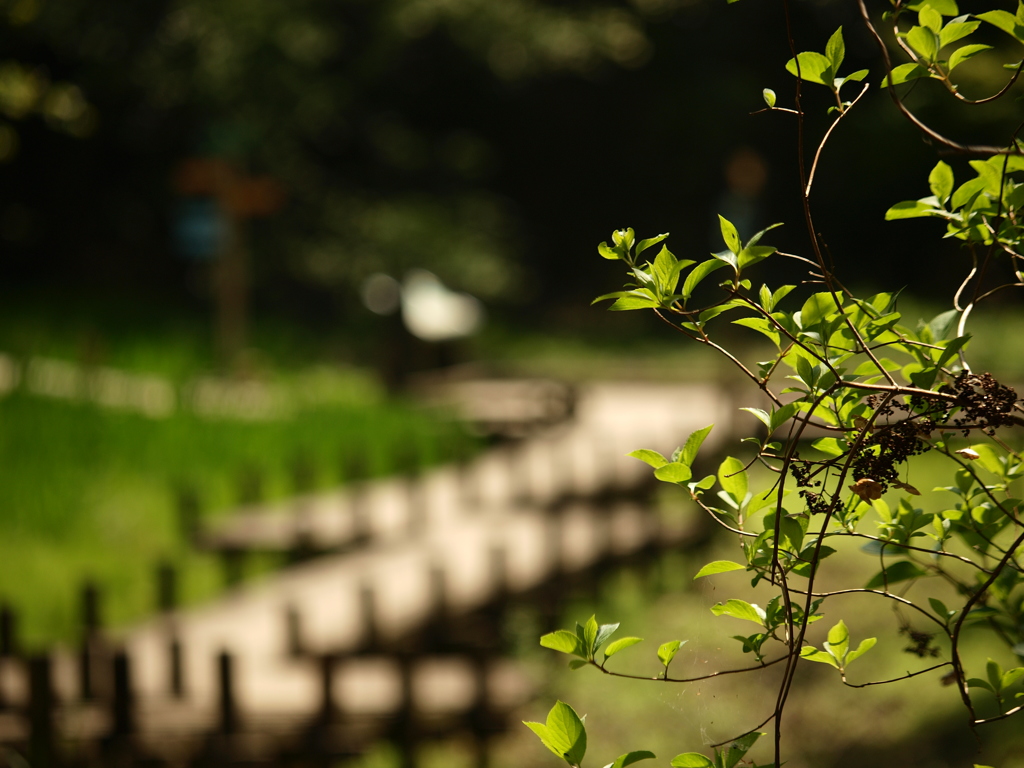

{"left": 0, "top": 387, "right": 475, "bottom": 648}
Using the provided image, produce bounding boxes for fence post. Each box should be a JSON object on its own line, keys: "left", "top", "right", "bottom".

{"left": 175, "top": 484, "right": 201, "bottom": 545}
{"left": 169, "top": 635, "right": 184, "bottom": 699}
{"left": 358, "top": 582, "right": 379, "bottom": 651}
{"left": 469, "top": 652, "right": 492, "bottom": 768}
{"left": 285, "top": 604, "right": 303, "bottom": 658}
{"left": 0, "top": 603, "right": 16, "bottom": 657}
{"left": 156, "top": 561, "right": 177, "bottom": 613}
{"left": 221, "top": 547, "right": 245, "bottom": 588}
{"left": 218, "top": 650, "right": 238, "bottom": 736}
{"left": 80, "top": 580, "right": 101, "bottom": 701}
{"left": 318, "top": 653, "right": 336, "bottom": 725}
{"left": 426, "top": 563, "right": 448, "bottom": 649}
{"left": 393, "top": 654, "right": 417, "bottom": 768}
{"left": 349, "top": 482, "right": 371, "bottom": 546}
{"left": 111, "top": 648, "right": 134, "bottom": 738}
{"left": 28, "top": 654, "right": 53, "bottom": 768}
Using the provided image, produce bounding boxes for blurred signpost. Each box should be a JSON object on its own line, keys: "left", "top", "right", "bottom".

{"left": 173, "top": 157, "right": 284, "bottom": 368}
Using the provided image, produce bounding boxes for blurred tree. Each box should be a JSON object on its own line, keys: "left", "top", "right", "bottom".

{"left": 0, "top": 0, "right": 662, "bottom": 314}
{"left": 3, "top": 0, "right": 1013, "bottom": 358}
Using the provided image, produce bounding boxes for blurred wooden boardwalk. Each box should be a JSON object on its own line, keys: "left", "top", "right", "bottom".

{"left": 0, "top": 381, "right": 736, "bottom": 766}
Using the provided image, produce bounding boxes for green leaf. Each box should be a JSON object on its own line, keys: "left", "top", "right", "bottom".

{"left": 604, "top": 751, "right": 657, "bottom": 768}
{"left": 967, "top": 677, "right": 994, "bottom": 693}
{"left": 636, "top": 233, "right": 669, "bottom": 258}
{"left": 680, "top": 424, "right": 715, "bottom": 466}
{"left": 694, "top": 560, "right": 746, "bottom": 579}
{"left": 907, "top": 25, "right": 938, "bottom": 60}
{"left": 628, "top": 449, "right": 668, "bottom": 469}
{"left": 865, "top": 560, "right": 927, "bottom": 590}
{"left": 525, "top": 701, "right": 587, "bottom": 766}
{"left": 568, "top": 659, "right": 588, "bottom": 670}
{"left": 825, "top": 27, "right": 846, "bottom": 70}
{"left": 770, "top": 403, "right": 798, "bottom": 432}
{"left": 597, "top": 242, "right": 620, "bottom": 260}
{"left": 583, "top": 615, "right": 599, "bottom": 656}
{"left": 885, "top": 198, "right": 937, "bottom": 218}
{"left": 929, "top": 597, "right": 954, "bottom": 620}
{"left": 881, "top": 62, "right": 930, "bottom": 87}
{"left": 949, "top": 43, "right": 992, "bottom": 70}
{"left": 907, "top": 0, "right": 958, "bottom": 15}
{"left": 1001, "top": 667, "right": 1024, "bottom": 689}
{"left": 740, "top": 407, "right": 771, "bottom": 429}
{"left": 825, "top": 620, "right": 850, "bottom": 662}
{"left": 738, "top": 245, "right": 776, "bottom": 270}
{"left": 987, "top": 658, "right": 1002, "bottom": 692}
{"left": 762, "top": 88, "right": 776, "bottom": 107}
{"left": 919, "top": 5, "right": 942, "bottom": 32}
{"left": 594, "top": 622, "right": 620, "bottom": 653}
{"left": 811, "top": 437, "right": 847, "bottom": 457}
{"left": 711, "top": 599, "right": 766, "bottom": 625}
{"left": 670, "top": 755, "right": 715, "bottom": 768}
{"left": 733, "top": 317, "right": 780, "bottom": 346}
{"left": 541, "top": 630, "right": 586, "bottom": 657}
{"left": 929, "top": 161, "right": 954, "bottom": 204}
{"left": 927, "top": 308, "right": 959, "bottom": 341}
{"left": 603, "top": 637, "right": 644, "bottom": 659}
{"left": 940, "top": 20, "right": 979, "bottom": 47}
{"left": 719, "top": 215, "right": 741, "bottom": 254}
{"left": 682, "top": 259, "right": 729, "bottom": 300}
{"left": 977, "top": 9, "right": 1024, "bottom": 39}
{"left": 658, "top": 639, "right": 686, "bottom": 667}
{"left": 846, "top": 637, "right": 877, "bottom": 664}
{"left": 800, "top": 291, "right": 842, "bottom": 328}
{"left": 800, "top": 645, "right": 840, "bottom": 668}
{"left": 721, "top": 732, "right": 763, "bottom": 768}
{"left": 718, "top": 456, "right": 749, "bottom": 503}
{"left": 951, "top": 176, "right": 987, "bottom": 208}
{"left": 654, "top": 462, "right": 693, "bottom": 484}
{"left": 785, "top": 51, "right": 834, "bottom": 85}
{"left": 609, "top": 293, "right": 661, "bottom": 311}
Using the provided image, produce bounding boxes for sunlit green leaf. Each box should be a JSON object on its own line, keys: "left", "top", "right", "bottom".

{"left": 655, "top": 462, "right": 693, "bottom": 483}
{"left": 928, "top": 161, "right": 954, "bottom": 204}
{"left": 800, "top": 645, "right": 839, "bottom": 668}
{"left": 658, "top": 639, "right": 686, "bottom": 667}
{"left": 541, "top": 630, "right": 586, "bottom": 657}
{"left": 846, "top": 637, "right": 877, "bottom": 664}
{"left": 786, "top": 51, "right": 833, "bottom": 85}
{"left": 718, "top": 456, "right": 748, "bottom": 503}
{"left": 694, "top": 560, "right": 746, "bottom": 579}
{"left": 711, "top": 599, "right": 766, "bottom": 625}
{"left": 682, "top": 259, "right": 729, "bottom": 300}
{"left": 881, "top": 62, "right": 931, "bottom": 88}
{"left": 627, "top": 449, "right": 668, "bottom": 469}
{"left": 524, "top": 700, "right": 587, "bottom": 766}
{"left": 907, "top": 25, "right": 939, "bottom": 60}
{"left": 670, "top": 754, "right": 715, "bottom": 768}
{"left": 680, "top": 424, "right": 715, "bottom": 466}
{"left": 949, "top": 43, "right": 992, "bottom": 71}
{"left": 719, "top": 215, "right": 741, "bottom": 254}
{"left": 604, "top": 751, "right": 657, "bottom": 768}
{"left": 604, "top": 637, "right": 644, "bottom": 659}
{"left": 825, "top": 27, "right": 846, "bottom": 70}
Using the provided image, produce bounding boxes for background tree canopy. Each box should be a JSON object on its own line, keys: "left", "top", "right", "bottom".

{"left": 1, "top": 0, "right": 1016, "bottom": 355}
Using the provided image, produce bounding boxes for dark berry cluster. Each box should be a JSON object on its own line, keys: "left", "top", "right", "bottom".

{"left": 792, "top": 456, "right": 831, "bottom": 515}
{"left": 851, "top": 418, "right": 932, "bottom": 493}
{"left": 900, "top": 626, "right": 941, "bottom": 658}
{"left": 938, "top": 372, "right": 1019, "bottom": 436}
